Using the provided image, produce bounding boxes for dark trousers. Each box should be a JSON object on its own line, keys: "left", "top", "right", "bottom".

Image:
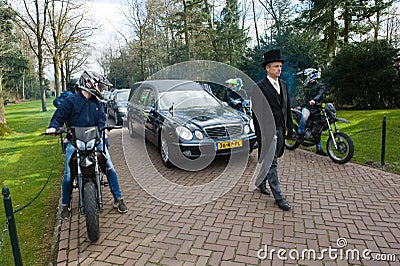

{"left": 264, "top": 153, "right": 284, "bottom": 201}
{"left": 258, "top": 131, "right": 285, "bottom": 201}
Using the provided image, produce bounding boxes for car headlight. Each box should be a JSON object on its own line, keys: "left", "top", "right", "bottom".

{"left": 76, "top": 139, "right": 86, "bottom": 151}
{"left": 86, "top": 139, "right": 96, "bottom": 150}
{"left": 194, "top": 130, "right": 203, "bottom": 140}
{"left": 244, "top": 125, "right": 250, "bottom": 134}
{"left": 176, "top": 126, "right": 193, "bottom": 141}
{"left": 250, "top": 119, "right": 255, "bottom": 132}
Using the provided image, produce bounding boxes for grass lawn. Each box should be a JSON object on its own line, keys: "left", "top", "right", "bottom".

{"left": 0, "top": 99, "right": 64, "bottom": 265}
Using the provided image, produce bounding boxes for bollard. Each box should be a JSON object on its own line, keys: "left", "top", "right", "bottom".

{"left": 2, "top": 186, "right": 23, "bottom": 266}
{"left": 381, "top": 116, "right": 386, "bottom": 166}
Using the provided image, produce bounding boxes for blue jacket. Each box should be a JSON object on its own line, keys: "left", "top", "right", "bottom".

{"left": 49, "top": 91, "right": 106, "bottom": 130}
{"left": 53, "top": 90, "right": 74, "bottom": 108}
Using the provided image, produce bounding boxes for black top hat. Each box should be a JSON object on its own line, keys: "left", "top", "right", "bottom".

{"left": 261, "top": 49, "right": 285, "bottom": 68}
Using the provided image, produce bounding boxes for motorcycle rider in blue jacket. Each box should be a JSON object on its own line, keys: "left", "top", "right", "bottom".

{"left": 46, "top": 71, "right": 128, "bottom": 219}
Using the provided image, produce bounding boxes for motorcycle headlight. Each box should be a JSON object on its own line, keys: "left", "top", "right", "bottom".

{"left": 244, "top": 125, "right": 250, "bottom": 134}
{"left": 76, "top": 139, "right": 86, "bottom": 151}
{"left": 249, "top": 119, "right": 255, "bottom": 132}
{"left": 86, "top": 139, "right": 96, "bottom": 150}
{"left": 118, "top": 107, "right": 127, "bottom": 113}
{"left": 176, "top": 126, "right": 193, "bottom": 141}
{"left": 194, "top": 130, "right": 203, "bottom": 140}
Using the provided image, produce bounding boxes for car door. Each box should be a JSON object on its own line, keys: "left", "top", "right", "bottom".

{"left": 143, "top": 89, "right": 157, "bottom": 144}
{"left": 129, "top": 87, "right": 153, "bottom": 140}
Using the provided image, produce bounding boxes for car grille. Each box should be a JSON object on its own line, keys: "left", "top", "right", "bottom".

{"left": 204, "top": 124, "right": 243, "bottom": 139}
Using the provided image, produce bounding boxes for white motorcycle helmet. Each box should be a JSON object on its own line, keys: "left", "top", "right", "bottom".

{"left": 302, "top": 68, "right": 320, "bottom": 86}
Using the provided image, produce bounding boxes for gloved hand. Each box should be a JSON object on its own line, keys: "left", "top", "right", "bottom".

{"left": 46, "top": 127, "right": 56, "bottom": 135}
{"left": 232, "top": 99, "right": 241, "bottom": 105}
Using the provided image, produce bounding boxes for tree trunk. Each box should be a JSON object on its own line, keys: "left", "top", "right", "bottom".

{"left": 38, "top": 37, "right": 47, "bottom": 112}
{"left": 60, "top": 55, "right": 66, "bottom": 92}
{"left": 53, "top": 53, "right": 61, "bottom": 96}
{"left": 251, "top": 0, "right": 260, "bottom": 48}
{"left": 0, "top": 73, "right": 6, "bottom": 125}
{"left": 22, "top": 73, "right": 25, "bottom": 100}
{"left": 183, "top": 0, "right": 190, "bottom": 61}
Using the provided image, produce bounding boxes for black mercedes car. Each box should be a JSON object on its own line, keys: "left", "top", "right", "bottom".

{"left": 127, "top": 80, "right": 257, "bottom": 168}
{"left": 107, "top": 89, "right": 131, "bottom": 125}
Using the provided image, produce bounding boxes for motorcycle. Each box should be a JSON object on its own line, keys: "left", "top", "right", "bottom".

{"left": 46, "top": 125, "right": 119, "bottom": 242}
{"left": 285, "top": 103, "right": 354, "bottom": 164}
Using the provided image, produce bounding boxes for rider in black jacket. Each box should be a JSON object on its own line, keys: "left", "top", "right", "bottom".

{"left": 298, "top": 68, "right": 327, "bottom": 156}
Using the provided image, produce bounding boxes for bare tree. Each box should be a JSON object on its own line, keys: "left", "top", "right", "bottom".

{"left": 258, "top": 0, "right": 292, "bottom": 38}
{"left": 0, "top": 35, "right": 11, "bottom": 126}
{"left": 251, "top": 0, "right": 261, "bottom": 48}
{"left": 47, "top": 0, "right": 94, "bottom": 95}
{"left": 7, "top": 0, "right": 49, "bottom": 112}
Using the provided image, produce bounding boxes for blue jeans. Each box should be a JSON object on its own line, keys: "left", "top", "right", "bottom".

{"left": 298, "top": 107, "right": 323, "bottom": 150}
{"left": 298, "top": 107, "right": 310, "bottom": 134}
{"left": 62, "top": 140, "right": 122, "bottom": 205}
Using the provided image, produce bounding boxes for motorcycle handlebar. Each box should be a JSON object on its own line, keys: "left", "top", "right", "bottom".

{"left": 43, "top": 127, "right": 69, "bottom": 136}
{"left": 103, "top": 125, "right": 122, "bottom": 131}
{"left": 43, "top": 125, "right": 122, "bottom": 136}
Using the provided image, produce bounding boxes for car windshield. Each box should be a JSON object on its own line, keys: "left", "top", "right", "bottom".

{"left": 158, "top": 90, "right": 221, "bottom": 110}
{"left": 115, "top": 91, "right": 129, "bottom": 101}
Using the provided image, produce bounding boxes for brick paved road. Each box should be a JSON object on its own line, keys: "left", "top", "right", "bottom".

{"left": 55, "top": 128, "right": 400, "bottom": 265}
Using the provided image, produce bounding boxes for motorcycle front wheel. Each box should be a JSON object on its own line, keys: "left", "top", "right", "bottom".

{"left": 326, "top": 132, "right": 354, "bottom": 164}
{"left": 84, "top": 181, "right": 100, "bottom": 242}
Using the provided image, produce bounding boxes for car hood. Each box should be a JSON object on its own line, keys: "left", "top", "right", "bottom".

{"left": 161, "top": 106, "right": 248, "bottom": 128}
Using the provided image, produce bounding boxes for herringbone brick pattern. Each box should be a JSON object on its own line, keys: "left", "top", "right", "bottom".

{"left": 56, "top": 129, "right": 400, "bottom": 265}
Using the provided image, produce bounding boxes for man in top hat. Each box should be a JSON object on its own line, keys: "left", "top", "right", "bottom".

{"left": 255, "top": 49, "right": 294, "bottom": 211}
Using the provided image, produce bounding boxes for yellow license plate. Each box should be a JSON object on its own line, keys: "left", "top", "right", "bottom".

{"left": 216, "top": 140, "right": 243, "bottom": 150}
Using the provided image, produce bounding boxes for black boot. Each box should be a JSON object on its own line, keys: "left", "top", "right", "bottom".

{"left": 316, "top": 148, "right": 328, "bottom": 156}
{"left": 298, "top": 133, "right": 304, "bottom": 144}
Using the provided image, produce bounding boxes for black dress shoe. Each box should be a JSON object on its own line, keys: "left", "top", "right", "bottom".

{"left": 275, "top": 199, "right": 291, "bottom": 211}
{"left": 258, "top": 180, "right": 270, "bottom": 195}
{"left": 316, "top": 149, "right": 328, "bottom": 156}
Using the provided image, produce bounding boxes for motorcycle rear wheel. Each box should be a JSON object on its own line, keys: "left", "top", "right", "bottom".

{"left": 84, "top": 181, "right": 100, "bottom": 242}
{"left": 326, "top": 132, "right": 354, "bottom": 164}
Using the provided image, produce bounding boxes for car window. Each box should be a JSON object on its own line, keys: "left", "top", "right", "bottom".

{"left": 136, "top": 89, "right": 151, "bottom": 107}
{"left": 115, "top": 91, "right": 130, "bottom": 101}
{"left": 159, "top": 90, "right": 220, "bottom": 110}
{"left": 145, "top": 90, "right": 155, "bottom": 107}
